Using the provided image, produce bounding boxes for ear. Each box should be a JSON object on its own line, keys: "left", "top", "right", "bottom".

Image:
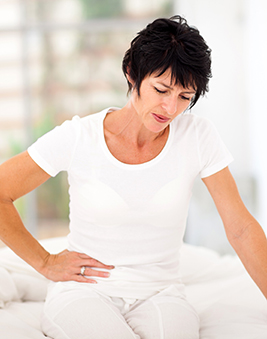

{"left": 125, "top": 66, "right": 135, "bottom": 87}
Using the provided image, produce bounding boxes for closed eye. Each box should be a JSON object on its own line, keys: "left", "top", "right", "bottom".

{"left": 154, "top": 87, "right": 167, "bottom": 94}
{"left": 181, "top": 95, "right": 191, "bottom": 101}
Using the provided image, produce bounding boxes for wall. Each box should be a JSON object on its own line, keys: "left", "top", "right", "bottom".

{"left": 245, "top": 0, "right": 267, "bottom": 230}
{"left": 174, "top": 0, "right": 267, "bottom": 253}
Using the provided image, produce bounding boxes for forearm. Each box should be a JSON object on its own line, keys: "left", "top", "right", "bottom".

{"left": 0, "top": 152, "right": 114, "bottom": 283}
{"left": 203, "top": 168, "right": 267, "bottom": 299}
{"left": 228, "top": 220, "right": 267, "bottom": 299}
{"left": 0, "top": 200, "right": 115, "bottom": 283}
{"left": 0, "top": 200, "right": 50, "bottom": 274}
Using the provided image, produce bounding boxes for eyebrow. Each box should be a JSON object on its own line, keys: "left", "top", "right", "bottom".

{"left": 157, "top": 82, "right": 196, "bottom": 94}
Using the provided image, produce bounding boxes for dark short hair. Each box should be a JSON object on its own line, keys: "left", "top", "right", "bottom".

{"left": 122, "top": 15, "right": 212, "bottom": 109}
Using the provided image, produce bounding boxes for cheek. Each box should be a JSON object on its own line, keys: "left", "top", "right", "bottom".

{"left": 136, "top": 98, "right": 155, "bottom": 114}
{"left": 181, "top": 100, "right": 191, "bottom": 112}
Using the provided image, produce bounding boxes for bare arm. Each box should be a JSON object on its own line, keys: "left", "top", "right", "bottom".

{"left": 0, "top": 151, "right": 113, "bottom": 282}
{"left": 202, "top": 167, "right": 267, "bottom": 298}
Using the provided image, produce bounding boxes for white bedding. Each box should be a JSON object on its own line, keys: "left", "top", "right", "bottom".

{"left": 0, "top": 237, "right": 266, "bottom": 339}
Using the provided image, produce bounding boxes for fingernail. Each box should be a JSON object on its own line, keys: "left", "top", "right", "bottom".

{"left": 103, "top": 272, "right": 110, "bottom": 277}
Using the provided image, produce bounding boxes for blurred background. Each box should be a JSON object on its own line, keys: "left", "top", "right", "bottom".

{"left": 0, "top": 0, "right": 266, "bottom": 254}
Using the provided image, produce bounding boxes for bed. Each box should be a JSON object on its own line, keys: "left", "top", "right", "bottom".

{"left": 0, "top": 236, "right": 266, "bottom": 339}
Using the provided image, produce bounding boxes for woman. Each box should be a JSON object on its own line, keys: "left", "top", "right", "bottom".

{"left": 0, "top": 16, "right": 266, "bottom": 339}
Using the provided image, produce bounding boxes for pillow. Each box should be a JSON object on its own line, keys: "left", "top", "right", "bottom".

{"left": 0, "top": 237, "right": 68, "bottom": 305}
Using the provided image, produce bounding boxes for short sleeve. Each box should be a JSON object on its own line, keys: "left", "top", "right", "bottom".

{"left": 195, "top": 117, "right": 234, "bottom": 178}
{"left": 27, "top": 116, "right": 81, "bottom": 177}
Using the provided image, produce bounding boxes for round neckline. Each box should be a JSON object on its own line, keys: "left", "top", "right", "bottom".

{"left": 99, "top": 108, "right": 174, "bottom": 169}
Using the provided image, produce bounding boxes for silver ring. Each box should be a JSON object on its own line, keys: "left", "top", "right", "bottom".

{"left": 80, "top": 266, "right": 86, "bottom": 276}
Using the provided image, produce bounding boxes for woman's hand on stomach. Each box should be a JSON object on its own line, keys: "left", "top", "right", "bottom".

{"left": 41, "top": 249, "right": 114, "bottom": 283}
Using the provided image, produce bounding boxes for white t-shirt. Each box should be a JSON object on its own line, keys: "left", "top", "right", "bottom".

{"left": 28, "top": 107, "right": 233, "bottom": 299}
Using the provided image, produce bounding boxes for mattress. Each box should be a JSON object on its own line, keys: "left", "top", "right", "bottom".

{"left": 0, "top": 237, "right": 266, "bottom": 338}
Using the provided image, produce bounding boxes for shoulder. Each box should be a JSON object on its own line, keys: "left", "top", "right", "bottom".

{"left": 57, "top": 108, "right": 107, "bottom": 138}
{"left": 79, "top": 107, "right": 119, "bottom": 129}
{"left": 171, "top": 113, "right": 216, "bottom": 136}
{"left": 173, "top": 112, "right": 214, "bottom": 127}
{"left": 60, "top": 107, "right": 120, "bottom": 145}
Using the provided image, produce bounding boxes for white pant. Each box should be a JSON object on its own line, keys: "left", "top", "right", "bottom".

{"left": 41, "top": 282, "right": 199, "bottom": 339}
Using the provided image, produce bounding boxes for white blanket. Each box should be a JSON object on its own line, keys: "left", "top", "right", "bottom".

{"left": 0, "top": 237, "right": 266, "bottom": 338}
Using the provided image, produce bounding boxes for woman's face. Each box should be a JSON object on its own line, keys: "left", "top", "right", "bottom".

{"left": 130, "top": 69, "right": 196, "bottom": 134}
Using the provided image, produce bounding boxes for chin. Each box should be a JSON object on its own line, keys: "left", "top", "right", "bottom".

{"left": 150, "top": 124, "right": 169, "bottom": 134}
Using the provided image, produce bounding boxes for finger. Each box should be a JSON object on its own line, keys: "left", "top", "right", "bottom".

{"left": 74, "top": 252, "right": 115, "bottom": 269}
{"left": 74, "top": 275, "right": 98, "bottom": 284}
{"left": 83, "top": 267, "right": 110, "bottom": 278}
{"left": 81, "top": 258, "right": 114, "bottom": 269}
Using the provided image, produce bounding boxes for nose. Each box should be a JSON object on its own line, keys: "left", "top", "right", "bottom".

{"left": 162, "top": 96, "right": 178, "bottom": 115}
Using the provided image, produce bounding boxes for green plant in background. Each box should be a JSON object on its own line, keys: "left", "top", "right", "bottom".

{"left": 8, "top": 0, "right": 175, "bottom": 223}
{"left": 33, "top": 110, "right": 70, "bottom": 221}
{"left": 78, "top": 0, "right": 123, "bottom": 19}
{"left": 8, "top": 108, "right": 69, "bottom": 222}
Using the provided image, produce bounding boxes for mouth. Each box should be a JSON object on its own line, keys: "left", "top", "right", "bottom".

{"left": 151, "top": 113, "right": 170, "bottom": 123}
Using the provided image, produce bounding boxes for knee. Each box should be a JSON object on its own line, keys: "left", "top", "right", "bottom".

{"left": 160, "top": 301, "right": 200, "bottom": 339}
{"left": 166, "top": 324, "right": 199, "bottom": 339}
{"left": 41, "top": 311, "right": 70, "bottom": 339}
{"left": 126, "top": 299, "right": 199, "bottom": 339}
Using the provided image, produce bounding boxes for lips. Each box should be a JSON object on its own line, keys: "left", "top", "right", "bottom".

{"left": 151, "top": 113, "right": 170, "bottom": 123}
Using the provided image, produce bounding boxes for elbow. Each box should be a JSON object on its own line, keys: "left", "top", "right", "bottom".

{"left": 0, "top": 196, "right": 14, "bottom": 206}
{"left": 225, "top": 223, "right": 250, "bottom": 243}
{"left": 225, "top": 217, "right": 266, "bottom": 250}
{"left": 224, "top": 213, "right": 255, "bottom": 245}
{"left": 0, "top": 186, "right": 14, "bottom": 205}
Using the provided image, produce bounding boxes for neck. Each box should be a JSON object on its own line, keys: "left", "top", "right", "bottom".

{"left": 104, "top": 103, "right": 168, "bottom": 147}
